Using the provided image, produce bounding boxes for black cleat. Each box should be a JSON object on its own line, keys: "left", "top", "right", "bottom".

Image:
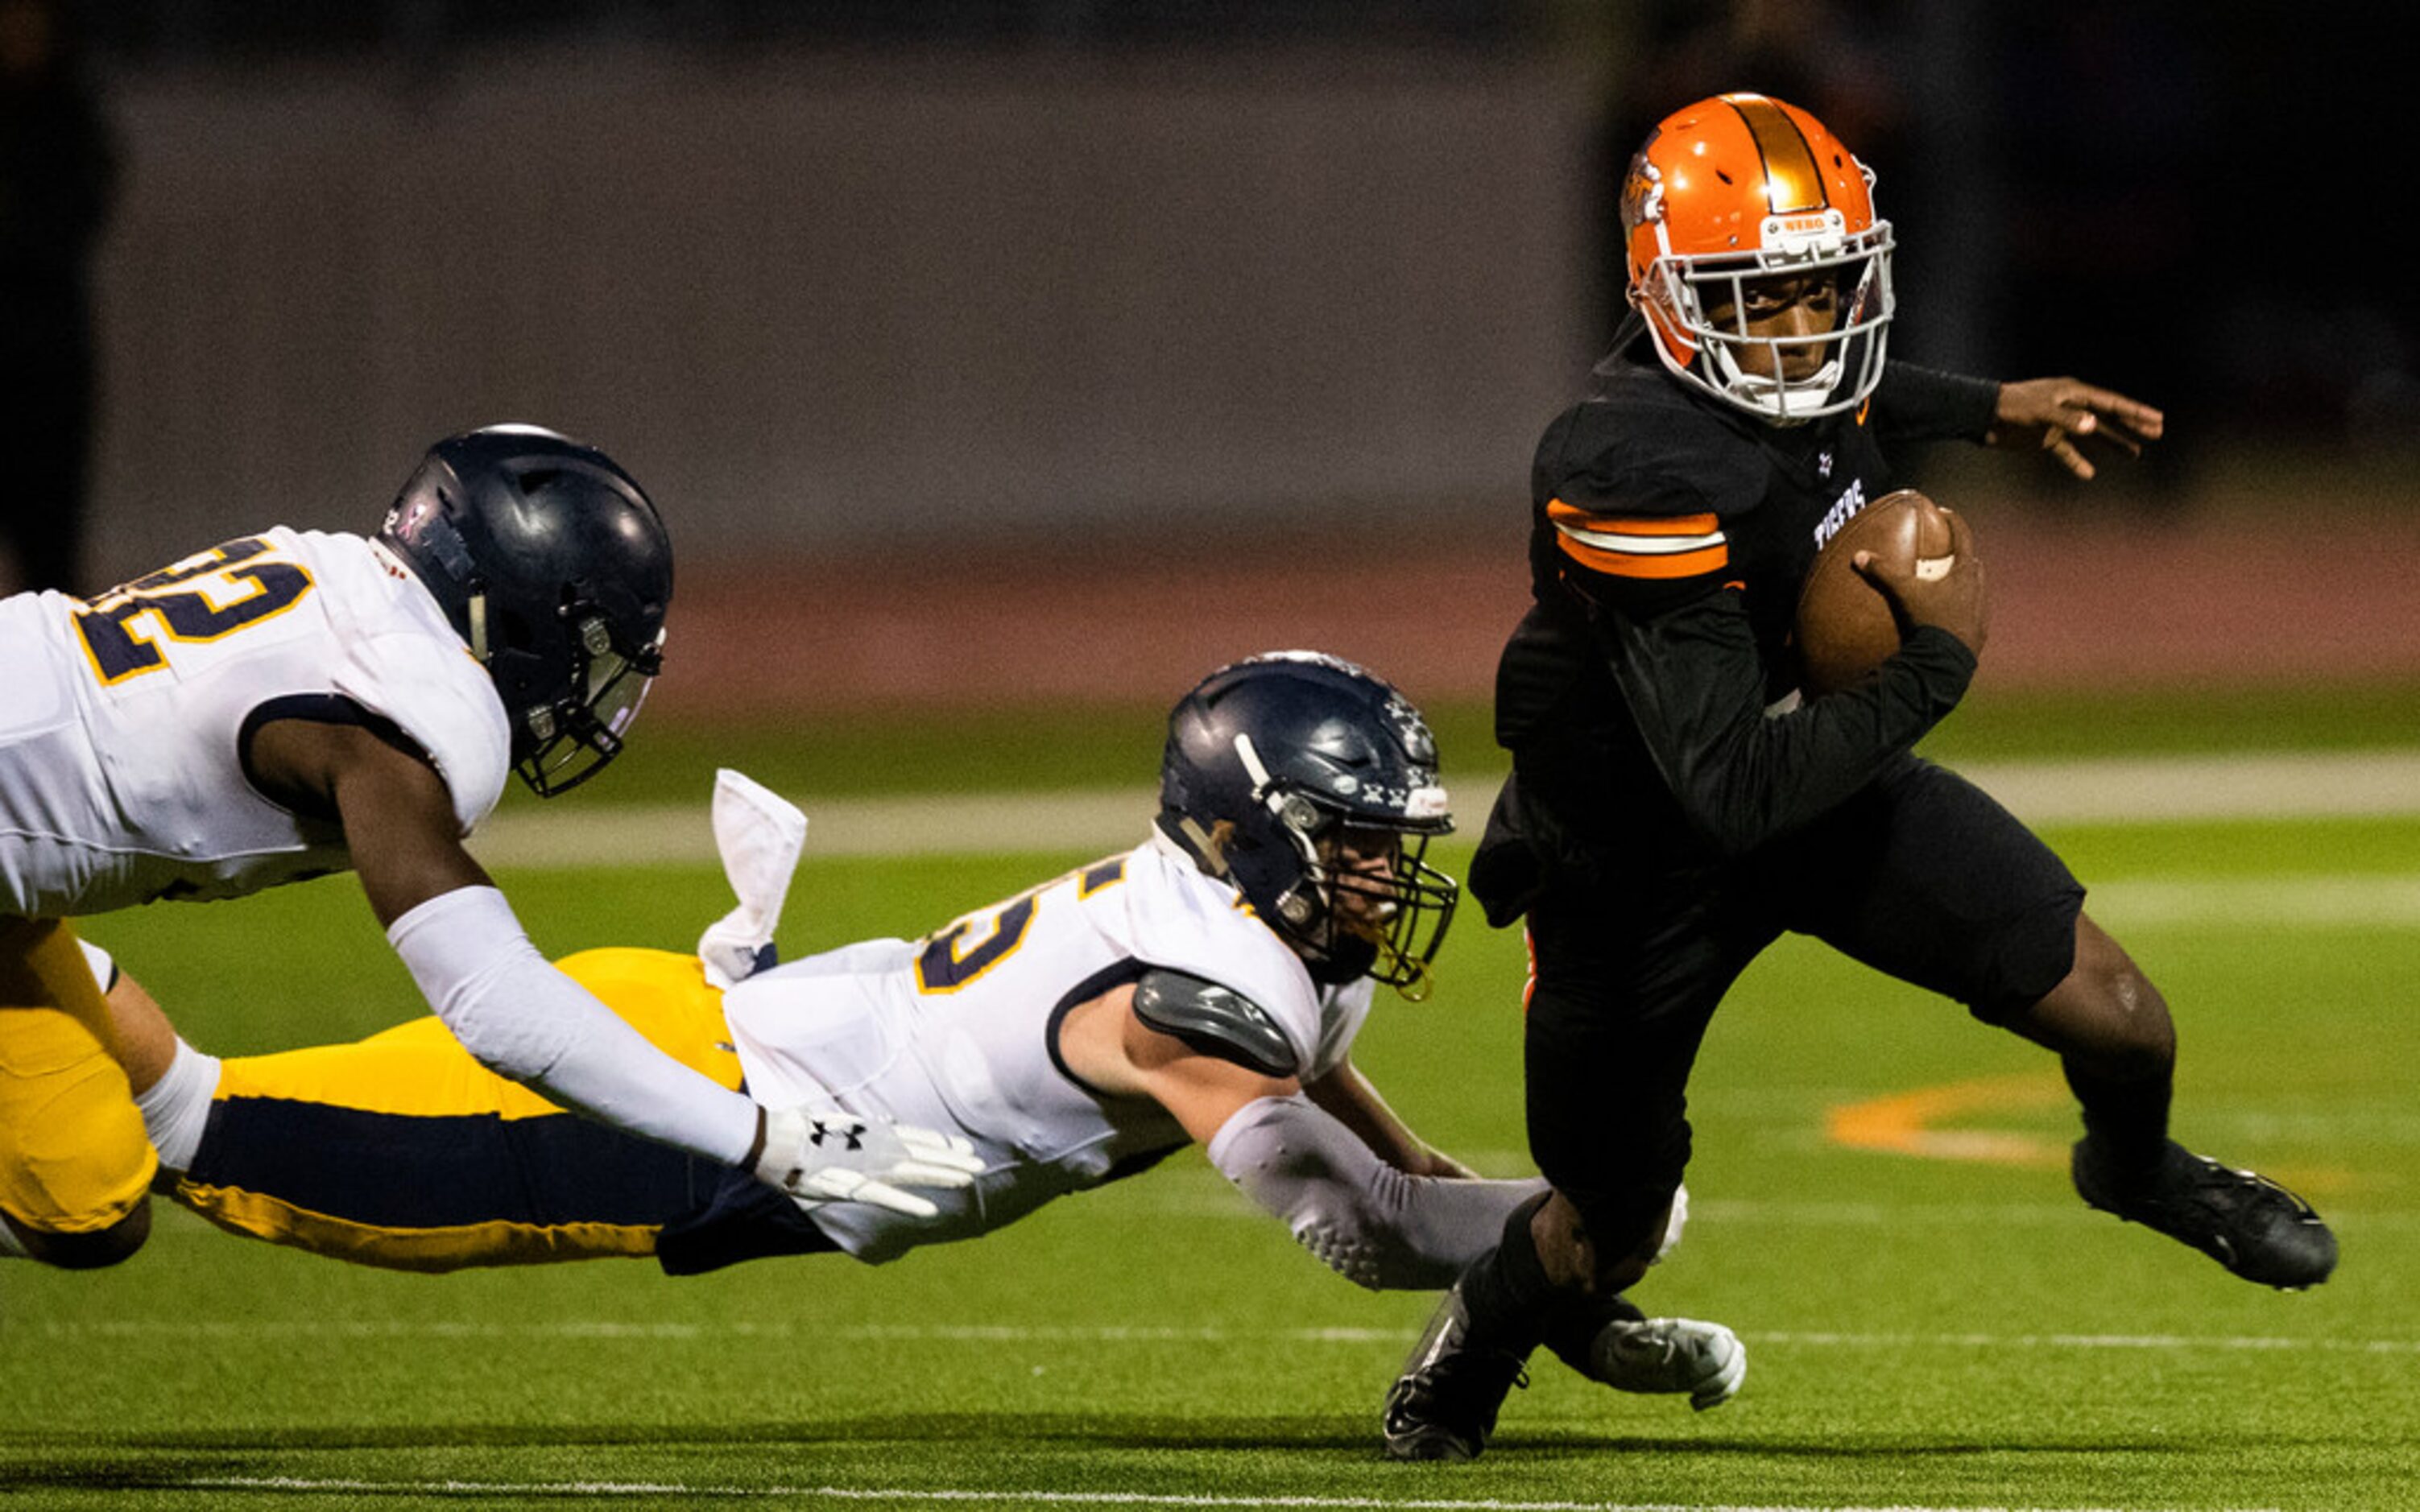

{"left": 2073, "top": 1137, "right": 2338, "bottom": 1289}
{"left": 1380, "top": 1280, "right": 1530, "bottom": 1462}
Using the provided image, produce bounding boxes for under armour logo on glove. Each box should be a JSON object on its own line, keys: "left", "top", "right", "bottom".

{"left": 753, "top": 1105, "right": 985, "bottom": 1219}
{"left": 807, "top": 1117, "right": 868, "bottom": 1152}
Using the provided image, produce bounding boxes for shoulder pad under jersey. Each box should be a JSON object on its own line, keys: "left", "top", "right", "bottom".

{"left": 1131, "top": 968, "right": 1299, "bottom": 1079}
{"left": 1549, "top": 343, "right": 1770, "bottom": 508}
{"left": 1533, "top": 386, "right": 1768, "bottom": 614}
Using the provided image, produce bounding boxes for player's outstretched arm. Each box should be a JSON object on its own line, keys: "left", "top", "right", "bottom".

{"left": 250, "top": 718, "right": 977, "bottom": 1212}
{"left": 1304, "top": 1056, "right": 1476, "bottom": 1179}
{"left": 1061, "top": 981, "right": 1544, "bottom": 1291}
{"left": 1208, "top": 1094, "right": 1548, "bottom": 1291}
{"left": 1984, "top": 377, "right": 2166, "bottom": 480}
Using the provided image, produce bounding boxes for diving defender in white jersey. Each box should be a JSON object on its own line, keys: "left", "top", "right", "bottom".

{"left": 101, "top": 655, "right": 1744, "bottom": 1410}
{"left": 0, "top": 425, "right": 974, "bottom": 1270}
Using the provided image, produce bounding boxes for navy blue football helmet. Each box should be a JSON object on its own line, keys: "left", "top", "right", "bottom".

{"left": 377, "top": 424, "right": 672, "bottom": 796}
{"left": 1158, "top": 651, "right": 1458, "bottom": 995}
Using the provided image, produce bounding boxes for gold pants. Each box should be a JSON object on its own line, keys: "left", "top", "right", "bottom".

{"left": 0, "top": 916, "right": 155, "bottom": 1237}
{"left": 173, "top": 947, "right": 743, "bottom": 1271}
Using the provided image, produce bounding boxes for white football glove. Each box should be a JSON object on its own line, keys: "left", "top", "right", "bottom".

{"left": 751, "top": 1105, "right": 985, "bottom": 1219}
{"left": 1586, "top": 1315, "right": 1746, "bottom": 1411}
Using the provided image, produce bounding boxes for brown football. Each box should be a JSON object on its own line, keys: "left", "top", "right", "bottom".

{"left": 1793, "top": 488, "right": 1959, "bottom": 696}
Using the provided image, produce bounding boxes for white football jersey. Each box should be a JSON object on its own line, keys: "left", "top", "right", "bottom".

{"left": 720, "top": 832, "right": 1375, "bottom": 1262}
{"left": 0, "top": 527, "right": 511, "bottom": 917}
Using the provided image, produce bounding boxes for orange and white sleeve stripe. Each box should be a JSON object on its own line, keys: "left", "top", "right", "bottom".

{"left": 1544, "top": 500, "right": 1729, "bottom": 580}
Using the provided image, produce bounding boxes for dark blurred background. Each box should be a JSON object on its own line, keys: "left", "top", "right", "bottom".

{"left": 5, "top": 0, "right": 2412, "bottom": 597}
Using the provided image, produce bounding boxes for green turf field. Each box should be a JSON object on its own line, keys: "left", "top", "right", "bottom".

{"left": 6, "top": 701, "right": 2418, "bottom": 1510}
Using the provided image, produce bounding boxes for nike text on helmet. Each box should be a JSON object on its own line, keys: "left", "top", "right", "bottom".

{"left": 1623, "top": 91, "right": 1895, "bottom": 423}
{"left": 377, "top": 423, "right": 672, "bottom": 796}
{"left": 1156, "top": 651, "right": 1458, "bottom": 997}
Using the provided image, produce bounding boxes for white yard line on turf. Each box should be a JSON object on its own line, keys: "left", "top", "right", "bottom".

{"left": 164, "top": 1482, "right": 2274, "bottom": 1512}
{"left": 2085, "top": 872, "right": 2420, "bottom": 927}
{"left": 466, "top": 750, "right": 2420, "bottom": 870}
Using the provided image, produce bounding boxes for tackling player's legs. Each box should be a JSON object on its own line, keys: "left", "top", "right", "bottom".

{"left": 133, "top": 948, "right": 738, "bottom": 1271}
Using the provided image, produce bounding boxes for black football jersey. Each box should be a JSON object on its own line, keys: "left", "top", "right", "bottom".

{"left": 1475, "top": 322, "right": 1998, "bottom": 923}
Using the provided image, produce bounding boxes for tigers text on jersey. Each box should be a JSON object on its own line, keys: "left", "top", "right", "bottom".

{"left": 0, "top": 528, "right": 511, "bottom": 917}
{"left": 719, "top": 832, "right": 1373, "bottom": 1263}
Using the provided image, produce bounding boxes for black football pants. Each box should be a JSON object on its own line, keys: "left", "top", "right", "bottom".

{"left": 1520, "top": 755, "right": 2086, "bottom": 1260}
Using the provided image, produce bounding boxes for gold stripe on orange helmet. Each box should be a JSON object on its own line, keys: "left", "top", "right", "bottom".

{"left": 1723, "top": 93, "right": 1824, "bottom": 215}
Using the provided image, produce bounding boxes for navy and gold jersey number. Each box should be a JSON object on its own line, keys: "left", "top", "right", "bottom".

{"left": 915, "top": 857, "right": 1128, "bottom": 994}
{"left": 74, "top": 538, "right": 317, "bottom": 685}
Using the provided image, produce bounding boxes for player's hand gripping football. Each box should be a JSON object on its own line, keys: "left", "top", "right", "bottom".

{"left": 1985, "top": 377, "right": 2165, "bottom": 481}
{"left": 1851, "top": 503, "right": 1988, "bottom": 660}
{"left": 751, "top": 1105, "right": 985, "bottom": 1218}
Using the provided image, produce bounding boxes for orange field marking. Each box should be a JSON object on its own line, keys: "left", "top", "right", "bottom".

{"left": 1827, "top": 1073, "right": 2364, "bottom": 1196}
{"left": 1826, "top": 1072, "right": 2075, "bottom": 1169}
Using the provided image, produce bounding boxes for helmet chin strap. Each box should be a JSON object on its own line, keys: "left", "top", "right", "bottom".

{"left": 1333, "top": 871, "right": 1439, "bottom": 1002}
{"left": 1172, "top": 816, "right": 1232, "bottom": 877}
{"left": 1369, "top": 930, "right": 1434, "bottom": 1002}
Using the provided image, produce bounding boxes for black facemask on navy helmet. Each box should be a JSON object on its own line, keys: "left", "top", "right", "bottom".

{"left": 376, "top": 424, "right": 672, "bottom": 797}
{"left": 1156, "top": 651, "right": 1458, "bottom": 997}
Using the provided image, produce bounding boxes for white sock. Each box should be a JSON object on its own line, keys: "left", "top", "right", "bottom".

{"left": 134, "top": 1038, "right": 222, "bottom": 1173}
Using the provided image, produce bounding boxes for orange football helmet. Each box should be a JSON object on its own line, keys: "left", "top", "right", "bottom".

{"left": 1621, "top": 92, "right": 1895, "bottom": 423}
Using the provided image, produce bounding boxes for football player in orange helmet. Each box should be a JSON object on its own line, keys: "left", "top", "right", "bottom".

{"left": 1620, "top": 91, "right": 2159, "bottom": 468}
{"left": 1380, "top": 92, "right": 2332, "bottom": 1464}
{"left": 1620, "top": 91, "right": 1894, "bottom": 423}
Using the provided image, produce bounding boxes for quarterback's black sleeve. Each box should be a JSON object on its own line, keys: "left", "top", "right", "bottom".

{"left": 1872, "top": 361, "right": 2000, "bottom": 446}
{"left": 1599, "top": 593, "right": 1975, "bottom": 857}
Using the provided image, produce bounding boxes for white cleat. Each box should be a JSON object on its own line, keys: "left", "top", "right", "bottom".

{"left": 1584, "top": 1316, "right": 1745, "bottom": 1411}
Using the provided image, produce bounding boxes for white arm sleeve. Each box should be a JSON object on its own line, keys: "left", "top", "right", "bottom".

{"left": 387, "top": 885, "right": 759, "bottom": 1166}
{"left": 1207, "top": 1093, "right": 1548, "bottom": 1291}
